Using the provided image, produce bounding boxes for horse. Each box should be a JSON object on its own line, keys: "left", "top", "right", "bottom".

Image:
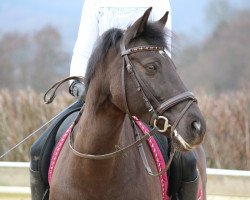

{"left": 49, "top": 8, "right": 206, "bottom": 200}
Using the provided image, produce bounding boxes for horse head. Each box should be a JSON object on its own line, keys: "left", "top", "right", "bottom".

{"left": 85, "top": 8, "right": 206, "bottom": 152}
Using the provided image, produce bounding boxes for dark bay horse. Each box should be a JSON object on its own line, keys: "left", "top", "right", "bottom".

{"left": 49, "top": 8, "right": 206, "bottom": 200}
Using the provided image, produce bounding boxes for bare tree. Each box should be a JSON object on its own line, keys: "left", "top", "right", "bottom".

{"left": 30, "top": 25, "right": 70, "bottom": 91}
{"left": 175, "top": 9, "right": 250, "bottom": 93}
{"left": 0, "top": 33, "right": 31, "bottom": 89}
{"left": 0, "top": 25, "right": 70, "bottom": 91}
{"left": 205, "top": 0, "right": 235, "bottom": 29}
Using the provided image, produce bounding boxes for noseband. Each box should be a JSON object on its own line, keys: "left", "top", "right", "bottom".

{"left": 120, "top": 39, "right": 197, "bottom": 143}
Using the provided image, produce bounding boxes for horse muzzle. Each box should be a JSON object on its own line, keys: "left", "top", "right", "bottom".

{"left": 154, "top": 104, "right": 206, "bottom": 152}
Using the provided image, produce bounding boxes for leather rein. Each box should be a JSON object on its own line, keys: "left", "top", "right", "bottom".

{"left": 44, "top": 38, "right": 197, "bottom": 176}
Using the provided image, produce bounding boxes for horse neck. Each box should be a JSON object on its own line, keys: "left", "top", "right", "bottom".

{"left": 72, "top": 74, "right": 131, "bottom": 173}
{"left": 74, "top": 51, "right": 127, "bottom": 158}
{"left": 76, "top": 100, "right": 125, "bottom": 155}
{"left": 75, "top": 99, "right": 137, "bottom": 184}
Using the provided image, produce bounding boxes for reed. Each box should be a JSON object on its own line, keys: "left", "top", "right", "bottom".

{"left": 197, "top": 89, "right": 250, "bottom": 170}
{"left": 0, "top": 88, "right": 249, "bottom": 170}
{"left": 0, "top": 88, "right": 72, "bottom": 161}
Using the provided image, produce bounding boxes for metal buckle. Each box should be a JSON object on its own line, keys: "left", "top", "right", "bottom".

{"left": 153, "top": 116, "right": 170, "bottom": 132}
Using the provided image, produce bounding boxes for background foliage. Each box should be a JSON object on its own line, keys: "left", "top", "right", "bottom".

{"left": 0, "top": 25, "right": 70, "bottom": 91}
{"left": 0, "top": 89, "right": 249, "bottom": 170}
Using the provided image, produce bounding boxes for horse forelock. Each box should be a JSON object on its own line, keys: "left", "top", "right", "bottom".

{"left": 128, "top": 22, "right": 170, "bottom": 50}
{"left": 84, "top": 23, "right": 171, "bottom": 93}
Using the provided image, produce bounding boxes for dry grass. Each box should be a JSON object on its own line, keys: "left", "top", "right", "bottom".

{"left": 198, "top": 89, "right": 250, "bottom": 170}
{"left": 0, "top": 88, "right": 249, "bottom": 170}
{"left": 0, "top": 88, "right": 72, "bottom": 161}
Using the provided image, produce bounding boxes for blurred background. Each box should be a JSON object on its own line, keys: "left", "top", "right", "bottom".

{"left": 0, "top": 0, "right": 250, "bottom": 171}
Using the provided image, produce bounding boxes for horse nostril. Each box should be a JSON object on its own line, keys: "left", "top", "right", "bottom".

{"left": 192, "top": 121, "right": 202, "bottom": 133}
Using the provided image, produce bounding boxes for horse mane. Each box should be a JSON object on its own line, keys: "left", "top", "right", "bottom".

{"left": 84, "top": 28, "right": 123, "bottom": 92}
{"left": 84, "top": 23, "right": 170, "bottom": 92}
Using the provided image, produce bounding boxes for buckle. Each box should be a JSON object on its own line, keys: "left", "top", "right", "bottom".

{"left": 153, "top": 116, "right": 170, "bottom": 132}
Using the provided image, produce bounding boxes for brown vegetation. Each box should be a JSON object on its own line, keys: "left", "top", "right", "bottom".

{"left": 0, "top": 89, "right": 249, "bottom": 170}
{"left": 198, "top": 90, "right": 250, "bottom": 170}
{"left": 0, "top": 89, "right": 72, "bottom": 161}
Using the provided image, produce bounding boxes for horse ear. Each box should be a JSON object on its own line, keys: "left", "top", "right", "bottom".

{"left": 156, "top": 11, "right": 169, "bottom": 29}
{"left": 124, "top": 7, "right": 152, "bottom": 44}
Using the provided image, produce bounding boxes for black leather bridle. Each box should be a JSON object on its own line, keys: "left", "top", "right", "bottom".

{"left": 120, "top": 38, "right": 197, "bottom": 138}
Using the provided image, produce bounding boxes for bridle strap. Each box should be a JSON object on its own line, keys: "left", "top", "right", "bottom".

{"left": 69, "top": 125, "right": 159, "bottom": 160}
{"left": 131, "top": 61, "right": 160, "bottom": 107}
{"left": 123, "top": 55, "right": 159, "bottom": 119}
{"left": 171, "top": 100, "right": 195, "bottom": 133}
{"left": 121, "top": 45, "right": 165, "bottom": 56}
{"left": 157, "top": 92, "right": 196, "bottom": 114}
{"left": 121, "top": 57, "right": 132, "bottom": 116}
{"left": 133, "top": 120, "right": 175, "bottom": 177}
{"left": 121, "top": 41, "right": 162, "bottom": 122}
{"left": 142, "top": 141, "right": 175, "bottom": 177}
{"left": 169, "top": 100, "right": 195, "bottom": 150}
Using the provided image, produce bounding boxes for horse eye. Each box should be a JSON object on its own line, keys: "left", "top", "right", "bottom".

{"left": 146, "top": 65, "right": 156, "bottom": 71}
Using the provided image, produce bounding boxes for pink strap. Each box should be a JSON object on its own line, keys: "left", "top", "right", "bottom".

{"left": 133, "top": 117, "right": 170, "bottom": 200}
{"left": 48, "top": 125, "right": 72, "bottom": 185}
{"left": 198, "top": 183, "right": 203, "bottom": 200}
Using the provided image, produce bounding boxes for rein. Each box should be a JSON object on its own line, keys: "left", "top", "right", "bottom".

{"left": 69, "top": 121, "right": 159, "bottom": 160}
{"left": 44, "top": 38, "right": 197, "bottom": 177}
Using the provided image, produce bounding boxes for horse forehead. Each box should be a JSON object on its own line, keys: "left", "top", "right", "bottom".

{"left": 130, "top": 51, "right": 174, "bottom": 69}
{"left": 128, "top": 50, "right": 164, "bottom": 60}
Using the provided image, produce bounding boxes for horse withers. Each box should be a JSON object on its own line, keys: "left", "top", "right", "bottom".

{"left": 36, "top": 8, "right": 206, "bottom": 200}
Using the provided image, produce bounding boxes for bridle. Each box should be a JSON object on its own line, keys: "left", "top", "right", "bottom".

{"left": 118, "top": 38, "right": 197, "bottom": 175}
{"left": 120, "top": 38, "right": 197, "bottom": 146}
{"left": 46, "top": 37, "right": 197, "bottom": 176}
